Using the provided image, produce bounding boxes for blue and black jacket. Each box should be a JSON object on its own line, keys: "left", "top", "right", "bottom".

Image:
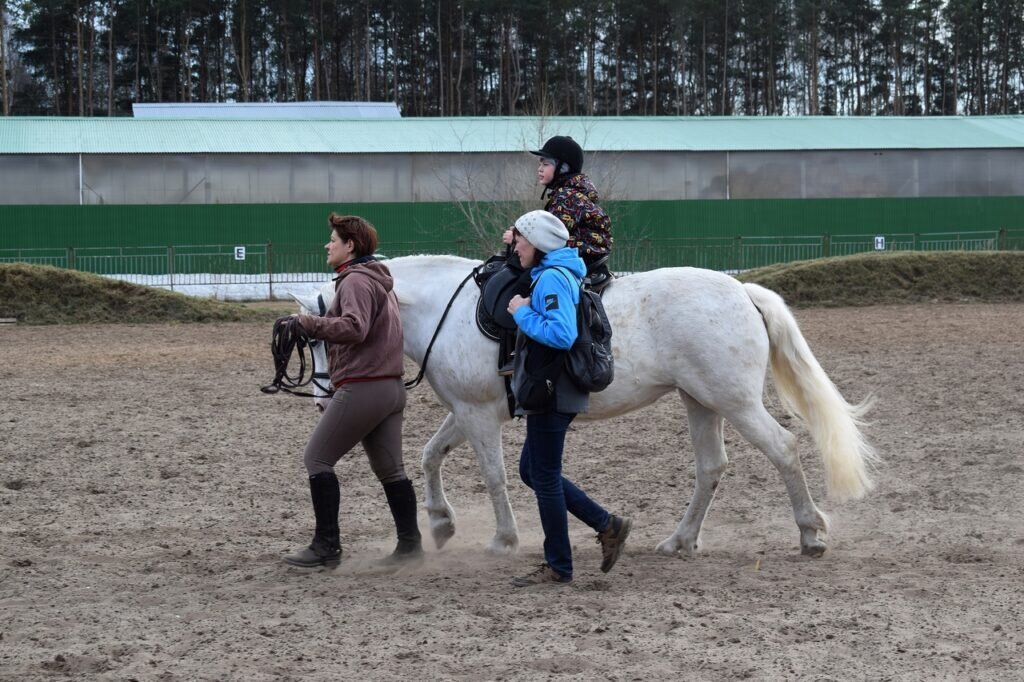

{"left": 511, "top": 247, "right": 590, "bottom": 415}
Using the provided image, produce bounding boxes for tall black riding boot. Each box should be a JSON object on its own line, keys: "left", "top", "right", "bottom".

{"left": 380, "top": 478, "right": 423, "bottom": 564}
{"left": 284, "top": 472, "right": 342, "bottom": 568}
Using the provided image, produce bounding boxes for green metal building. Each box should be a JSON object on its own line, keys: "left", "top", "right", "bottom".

{"left": 2, "top": 115, "right": 1023, "bottom": 272}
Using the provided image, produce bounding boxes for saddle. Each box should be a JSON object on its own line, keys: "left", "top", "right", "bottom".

{"left": 474, "top": 254, "right": 531, "bottom": 341}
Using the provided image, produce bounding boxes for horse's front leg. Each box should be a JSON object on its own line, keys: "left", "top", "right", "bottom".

{"left": 453, "top": 402, "right": 519, "bottom": 556}
{"left": 656, "top": 395, "right": 728, "bottom": 558}
{"left": 421, "top": 412, "right": 466, "bottom": 550}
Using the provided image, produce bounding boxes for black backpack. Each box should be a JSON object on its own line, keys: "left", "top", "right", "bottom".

{"left": 552, "top": 268, "right": 615, "bottom": 393}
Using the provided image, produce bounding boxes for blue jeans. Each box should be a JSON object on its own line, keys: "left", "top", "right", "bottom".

{"left": 519, "top": 411, "right": 611, "bottom": 579}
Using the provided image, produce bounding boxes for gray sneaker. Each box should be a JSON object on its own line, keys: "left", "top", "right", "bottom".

{"left": 597, "top": 515, "right": 631, "bottom": 573}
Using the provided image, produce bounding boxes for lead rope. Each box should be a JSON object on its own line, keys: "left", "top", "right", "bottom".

{"left": 260, "top": 316, "right": 335, "bottom": 398}
{"left": 404, "top": 268, "right": 479, "bottom": 390}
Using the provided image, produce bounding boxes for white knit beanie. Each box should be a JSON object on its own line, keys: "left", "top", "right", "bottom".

{"left": 514, "top": 210, "right": 570, "bottom": 254}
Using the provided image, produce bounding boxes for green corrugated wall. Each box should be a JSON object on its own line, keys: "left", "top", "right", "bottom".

{"left": 2, "top": 196, "right": 1023, "bottom": 252}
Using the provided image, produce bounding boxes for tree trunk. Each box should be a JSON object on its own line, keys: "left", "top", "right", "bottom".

{"left": 636, "top": 34, "right": 645, "bottom": 114}
{"left": 680, "top": 28, "right": 687, "bottom": 114}
{"left": 922, "top": 14, "right": 930, "bottom": 114}
{"left": 181, "top": 6, "right": 192, "bottom": 102}
{"left": 87, "top": 1, "right": 95, "bottom": 114}
{"left": 313, "top": 0, "right": 323, "bottom": 100}
{"left": 614, "top": 15, "right": 621, "bottom": 114}
{"left": 365, "top": 0, "right": 371, "bottom": 101}
{"left": 51, "top": 7, "right": 63, "bottom": 114}
{"left": 975, "top": 6, "right": 984, "bottom": 114}
{"left": 436, "top": 0, "right": 443, "bottom": 115}
{"left": 134, "top": 8, "right": 140, "bottom": 104}
{"left": 107, "top": 0, "right": 114, "bottom": 115}
{"left": 236, "top": 0, "right": 250, "bottom": 102}
{"left": 455, "top": 1, "right": 464, "bottom": 115}
{"left": 0, "top": 0, "right": 9, "bottom": 115}
{"left": 153, "top": 3, "right": 162, "bottom": 103}
{"left": 586, "top": 8, "right": 595, "bottom": 115}
{"left": 999, "top": 11, "right": 1009, "bottom": 113}
{"left": 76, "top": 0, "right": 84, "bottom": 115}
{"left": 392, "top": 9, "right": 398, "bottom": 105}
{"left": 808, "top": 3, "right": 818, "bottom": 115}
{"left": 508, "top": 16, "right": 520, "bottom": 114}
{"left": 721, "top": 0, "right": 728, "bottom": 114}
{"left": 652, "top": 19, "right": 659, "bottom": 115}
{"left": 952, "top": 40, "right": 959, "bottom": 114}
{"left": 701, "top": 20, "right": 707, "bottom": 114}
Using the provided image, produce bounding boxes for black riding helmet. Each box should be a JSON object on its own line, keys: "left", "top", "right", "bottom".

{"left": 530, "top": 136, "right": 584, "bottom": 176}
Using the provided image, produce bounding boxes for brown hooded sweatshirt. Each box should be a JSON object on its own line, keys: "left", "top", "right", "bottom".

{"left": 297, "top": 259, "right": 404, "bottom": 387}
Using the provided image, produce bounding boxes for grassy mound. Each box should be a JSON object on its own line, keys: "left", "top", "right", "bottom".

{"left": 0, "top": 263, "right": 281, "bottom": 324}
{"left": 4, "top": 252, "right": 1021, "bottom": 323}
{"left": 737, "top": 251, "right": 1024, "bottom": 306}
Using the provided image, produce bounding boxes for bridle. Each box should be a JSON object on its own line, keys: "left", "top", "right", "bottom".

{"left": 261, "top": 265, "right": 481, "bottom": 398}
{"left": 259, "top": 315, "right": 335, "bottom": 398}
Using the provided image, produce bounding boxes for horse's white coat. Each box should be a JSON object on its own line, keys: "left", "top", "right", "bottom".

{"left": 294, "top": 255, "right": 877, "bottom": 557}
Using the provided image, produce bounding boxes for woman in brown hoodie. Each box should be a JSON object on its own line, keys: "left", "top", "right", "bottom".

{"left": 284, "top": 214, "right": 421, "bottom": 568}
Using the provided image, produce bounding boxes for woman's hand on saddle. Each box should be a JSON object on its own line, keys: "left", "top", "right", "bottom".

{"left": 502, "top": 228, "right": 514, "bottom": 245}
{"left": 508, "top": 295, "right": 530, "bottom": 315}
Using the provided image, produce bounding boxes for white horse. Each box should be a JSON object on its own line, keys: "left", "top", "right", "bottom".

{"left": 292, "top": 255, "right": 877, "bottom": 559}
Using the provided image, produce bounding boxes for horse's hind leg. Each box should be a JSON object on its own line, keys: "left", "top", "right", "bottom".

{"left": 421, "top": 412, "right": 466, "bottom": 550}
{"left": 729, "top": 403, "right": 830, "bottom": 556}
{"left": 656, "top": 394, "right": 728, "bottom": 558}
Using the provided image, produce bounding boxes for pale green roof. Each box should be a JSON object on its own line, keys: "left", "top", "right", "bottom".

{"left": 3, "top": 116, "right": 1024, "bottom": 154}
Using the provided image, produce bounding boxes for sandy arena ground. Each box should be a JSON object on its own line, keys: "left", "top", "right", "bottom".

{"left": 1, "top": 303, "right": 1022, "bottom": 680}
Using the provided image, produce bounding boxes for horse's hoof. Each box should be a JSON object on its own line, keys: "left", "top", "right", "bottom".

{"left": 655, "top": 537, "right": 682, "bottom": 557}
{"left": 658, "top": 534, "right": 701, "bottom": 558}
{"left": 801, "top": 542, "right": 827, "bottom": 557}
{"left": 485, "top": 538, "right": 518, "bottom": 556}
{"left": 431, "top": 520, "right": 456, "bottom": 550}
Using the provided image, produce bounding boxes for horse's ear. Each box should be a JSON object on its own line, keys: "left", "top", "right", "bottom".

{"left": 289, "top": 292, "right": 320, "bottom": 315}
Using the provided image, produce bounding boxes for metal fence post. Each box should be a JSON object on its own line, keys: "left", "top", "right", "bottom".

{"left": 734, "top": 235, "right": 743, "bottom": 272}
{"left": 822, "top": 233, "right": 831, "bottom": 258}
{"left": 67, "top": 246, "right": 75, "bottom": 270}
{"left": 999, "top": 228, "right": 1007, "bottom": 251}
{"left": 168, "top": 245, "right": 175, "bottom": 292}
{"left": 267, "top": 241, "right": 274, "bottom": 301}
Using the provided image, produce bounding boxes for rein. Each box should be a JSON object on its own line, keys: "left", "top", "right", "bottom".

{"left": 260, "top": 316, "right": 335, "bottom": 398}
{"left": 404, "top": 267, "right": 479, "bottom": 390}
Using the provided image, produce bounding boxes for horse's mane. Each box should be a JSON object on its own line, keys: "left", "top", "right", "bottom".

{"left": 386, "top": 253, "right": 476, "bottom": 267}
{"left": 386, "top": 253, "right": 478, "bottom": 306}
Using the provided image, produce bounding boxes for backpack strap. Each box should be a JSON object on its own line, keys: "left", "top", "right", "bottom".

{"left": 549, "top": 265, "right": 582, "bottom": 291}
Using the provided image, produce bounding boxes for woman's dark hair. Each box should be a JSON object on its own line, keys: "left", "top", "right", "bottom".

{"left": 511, "top": 227, "right": 547, "bottom": 260}
{"left": 328, "top": 214, "right": 378, "bottom": 257}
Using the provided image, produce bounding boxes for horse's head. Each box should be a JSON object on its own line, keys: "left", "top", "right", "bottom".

{"left": 289, "top": 281, "right": 336, "bottom": 414}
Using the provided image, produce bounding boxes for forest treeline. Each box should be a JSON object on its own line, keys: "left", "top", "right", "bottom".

{"left": 0, "top": 0, "right": 1022, "bottom": 118}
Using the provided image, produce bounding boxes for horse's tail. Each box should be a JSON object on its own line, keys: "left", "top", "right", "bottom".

{"left": 743, "top": 282, "right": 879, "bottom": 501}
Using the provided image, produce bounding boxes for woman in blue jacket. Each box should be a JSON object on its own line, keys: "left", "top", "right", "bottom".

{"left": 506, "top": 210, "right": 631, "bottom": 587}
